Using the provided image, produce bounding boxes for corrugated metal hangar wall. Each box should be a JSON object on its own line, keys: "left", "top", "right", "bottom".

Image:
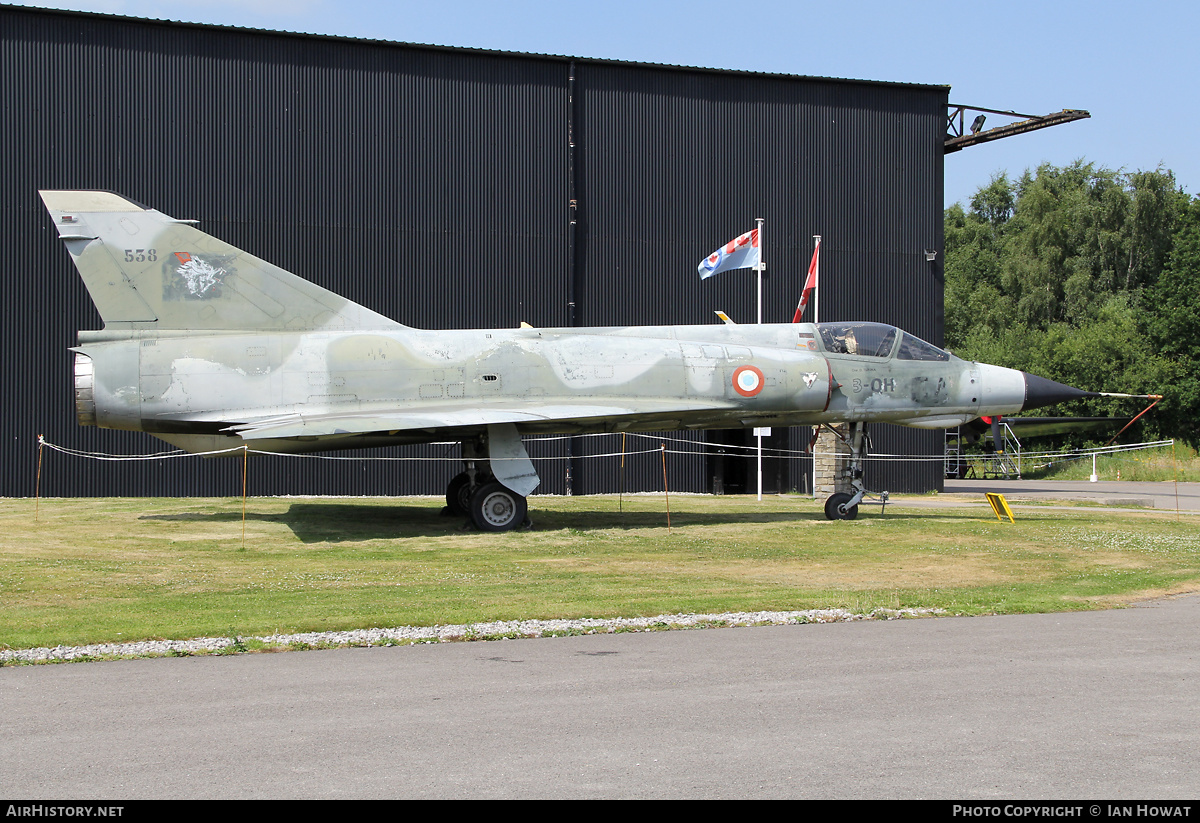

{"left": 1, "top": 6, "right": 947, "bottom": 499}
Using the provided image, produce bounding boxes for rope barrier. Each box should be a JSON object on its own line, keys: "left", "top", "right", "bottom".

{"left": 32, "top": 433, "right": 1184, "bottom": 529}
{"left": 527, "top": 430, "right": 805, "bottom": 456}
{"left": 1016, "top": 440, "right": 1176, "bottom": 470}
{"left": 34, "top": 436, "right": 669, "bottom": 463}
{"left": 262, "top": 446, "right": 671, "bottom": 462}
{"left": 34, "top": 434, "right": 1176, "bottom": 467}
{"left": 37, "top": 437, "right": 245, "bottom": 460}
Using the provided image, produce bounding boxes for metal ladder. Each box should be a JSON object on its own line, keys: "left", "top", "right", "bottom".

{"left": 983, "top": 423, "right": 1022, "bottom": 479}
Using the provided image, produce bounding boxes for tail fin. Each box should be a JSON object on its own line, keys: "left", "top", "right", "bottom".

{"left": 40, "top": 190, "right": 404, "bottom": 333}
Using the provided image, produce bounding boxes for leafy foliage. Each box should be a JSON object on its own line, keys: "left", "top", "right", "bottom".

{"left": 945, "top": 161, "right": 1198, "bottom": 445}
{"left": 1141, "top": 197, "right": 1200, "bottom": 444}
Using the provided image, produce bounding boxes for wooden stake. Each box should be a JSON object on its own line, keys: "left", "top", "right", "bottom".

{"left": 35, "top": 439, "right": 44, "bottom": 523}
{"left": 619, "top": 432, "right": 626, "bottom": 515}
{"left": 242, "top": 446, "right": 248, "bottom": 548}
{"left": 661, "top": 443, "right": 671, "bottom": 533}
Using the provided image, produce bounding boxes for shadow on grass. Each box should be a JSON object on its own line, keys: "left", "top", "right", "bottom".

{"left": 141, "top": 502, "right": 460, "bottom": 543}
{"left": 522, "top": 507, "right": 926, "bottom": 531}
{"left": 139, "top": 500, "right": 942, "bottom": 542}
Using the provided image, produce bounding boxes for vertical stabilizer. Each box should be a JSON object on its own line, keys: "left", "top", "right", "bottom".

{"left": 40, "top": 190, "right": 404, "bottom": 333}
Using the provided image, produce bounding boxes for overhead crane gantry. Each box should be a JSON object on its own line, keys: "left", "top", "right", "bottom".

{"left": 944, "top": 106, "right": 1091, "bottom": 154}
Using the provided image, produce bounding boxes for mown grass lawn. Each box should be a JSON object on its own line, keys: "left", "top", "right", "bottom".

{"left": 2, "top": 494, "right": 1198, "bottom": 651}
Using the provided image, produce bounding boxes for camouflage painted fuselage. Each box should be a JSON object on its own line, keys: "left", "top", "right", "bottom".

{"left": 45, "top": 189, "right": 1038, "bottom": 459}
{"left": 74, "top": 320, "right": 1007, "bottom": 455}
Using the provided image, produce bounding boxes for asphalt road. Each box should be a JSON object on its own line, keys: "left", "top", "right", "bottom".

{"left": 3, "top": 594, "right": 1198, "bottom": 799}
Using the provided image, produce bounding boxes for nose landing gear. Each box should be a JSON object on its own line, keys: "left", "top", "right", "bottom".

{"left": 821, "top": 422, "right": 888, "bottom": 520}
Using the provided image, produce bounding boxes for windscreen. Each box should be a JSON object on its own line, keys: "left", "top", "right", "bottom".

{"left": 816, "top": 323, "right": 897, "bottom": 358}
{"left": 896, "top": 332, "right": 950, "bottom": 361}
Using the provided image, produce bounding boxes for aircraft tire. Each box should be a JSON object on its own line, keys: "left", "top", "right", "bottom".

{"left": 470, "top": 481, "right": 528, "bottom": 532}
{"left": 446, "top": 470, "right": 482, "bottom": 515}
{"left": 446, "top": 471, "right": 498, "bottom": 516}
{"left": 446, "top": 472, "right": 473, "bottom": 515}
{"left": 824, "top": 492, "right": 859, "bottom": 521}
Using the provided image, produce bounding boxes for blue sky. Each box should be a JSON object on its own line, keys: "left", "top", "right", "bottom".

{"left": 10, "top": 0, "right": 1197, "bottom": 209}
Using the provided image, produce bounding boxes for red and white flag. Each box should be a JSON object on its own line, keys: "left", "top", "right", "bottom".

{"left": 792, "top": 237, "right": 820, "bottom": 322}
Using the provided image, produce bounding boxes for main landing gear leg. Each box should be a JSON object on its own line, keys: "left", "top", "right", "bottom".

{"left": 443, "top": 424, "right": 540, "bottom": 532}
{"left": 823, "top": 422, "right": 889, "bottom": 521}
{"left": 444, "top": 438, "right": 486, "bottom": 517}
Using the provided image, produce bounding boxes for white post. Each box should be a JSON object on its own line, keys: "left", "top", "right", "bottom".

{"left": 754, "top": 427, "right": 771, "bottom": 502}
{"left": 813, "top": 234, "right": 821, "bottom": 324}
{"left": 756, "top": 430, "right": 763, "bottom": 501}
{"left": 755, "top": 217, "right": 765, "bottom": 325}
{"left": 755, "top": 217, "right": 765, "bottom": 500}
{"left": 811, "top": 235, "right": 822, "bottom": 499}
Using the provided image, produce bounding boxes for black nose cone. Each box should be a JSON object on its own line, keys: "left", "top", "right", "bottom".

{"left": 1022, "top": 372, "right": 1097, "bottom": 411}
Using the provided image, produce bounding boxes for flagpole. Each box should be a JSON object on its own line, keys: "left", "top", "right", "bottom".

{"left": 755, "top": 217, "right": 764, "bottom": 501}
{"left": 813, "top": 235, "right": 821, "bottom": 324}
{"left": 755, "top": 217, "right": 764, "bottom": 324}
{"left": 810, "top": 234, "right": 821, "bottom": 502}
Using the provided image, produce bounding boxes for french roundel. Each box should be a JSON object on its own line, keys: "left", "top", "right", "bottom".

{"left": 732, "top": 365, "right": 765, "bottom": 397}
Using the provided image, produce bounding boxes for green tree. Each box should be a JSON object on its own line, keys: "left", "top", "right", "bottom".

{"left": 944, "top": 173, "right": 1015, "bottom": 344}
{"left": 1141, "top": 195, "right": 1200, "bottom": 445}
{"left": 945, "top": 161, "right": 1196, "bottom": 444}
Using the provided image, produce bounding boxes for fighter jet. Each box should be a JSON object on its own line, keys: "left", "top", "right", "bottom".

{"left": 40, "top": 190, "right": 1099, "bottom": 529}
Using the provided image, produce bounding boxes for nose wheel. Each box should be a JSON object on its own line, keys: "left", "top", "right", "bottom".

{"left": 824, "top": 492, "right": 859, "bottom": 520}
{"left": 821, "top": 422, "right": 888, "bottom": 520}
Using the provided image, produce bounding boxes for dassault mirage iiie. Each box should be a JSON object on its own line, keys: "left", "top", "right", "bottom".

{"left": 41, "top": 190, "right": 1098, "bottom": 529}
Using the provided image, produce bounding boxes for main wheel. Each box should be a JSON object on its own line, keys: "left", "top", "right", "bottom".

{"left": 445, "top": 472, "right": 472, "bottom": 515}
{"left": 824, "top": 492, "right": 859, "bottom": 520}
{"left": 470, "top": 481, "right": 528, "bottom": 532}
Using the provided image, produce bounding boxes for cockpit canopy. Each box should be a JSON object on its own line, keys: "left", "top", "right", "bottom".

{"left": 816, "top": 322, "right": 949, "bottom": 362}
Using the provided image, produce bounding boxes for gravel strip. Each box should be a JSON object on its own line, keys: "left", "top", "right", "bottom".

{"left": 0, "top": 607, "right": 945, "bottom": 664}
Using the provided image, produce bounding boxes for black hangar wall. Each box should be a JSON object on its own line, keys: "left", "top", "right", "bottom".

{"left": 0, "top": 6, "right": 947, "bottom": 498}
